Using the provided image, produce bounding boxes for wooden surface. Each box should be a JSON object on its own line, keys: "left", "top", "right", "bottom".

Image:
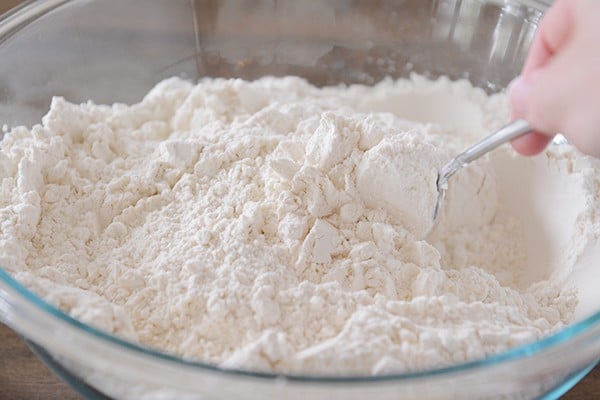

{"left": 0, "top": 323, "right": 598, "bottom": 399}
{"left": 0, "top": 0, "right": 21, "bottom": 13}
{"left": 0, "top": 323, "right": 81, "bottom": 400}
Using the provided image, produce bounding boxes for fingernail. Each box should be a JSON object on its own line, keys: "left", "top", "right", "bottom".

{"left": 508, "top": 75, "right": 532, "bottom": 117}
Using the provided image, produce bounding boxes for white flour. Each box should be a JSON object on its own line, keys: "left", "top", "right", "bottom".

{"left": 0, "top": 75, "right": 592, "bottom": 375}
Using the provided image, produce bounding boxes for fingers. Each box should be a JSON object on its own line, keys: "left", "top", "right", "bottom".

{"left": 508, "top": 75, "right": 530, "bottom": 118}
{"left": 511, "top": 132, "right": 553, "bottom": 156}
{"left": 516, "top": 39, "right": 600, "bottom": 157}
{"left": 522, "top": 0, "right": 575, "bottom": 76}
{"left": 510, "top": 47, "right": 572, "bottom": 152}
{"left": 508, "top": 74, "right": 555, "bottom": 155}
{"left": 521, "top": 29, "right": 553, "bottom": 77}
{"left": 509, "top": 0, "right": 576, "bottom": 156}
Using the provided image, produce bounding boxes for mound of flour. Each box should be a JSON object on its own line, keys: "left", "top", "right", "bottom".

{"left": 0, "top": 76, "right": 581, "bottom": 375}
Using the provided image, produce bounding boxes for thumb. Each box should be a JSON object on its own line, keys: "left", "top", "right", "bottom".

{"left": 508, "top": 75, "right": 554, "bottom": 155}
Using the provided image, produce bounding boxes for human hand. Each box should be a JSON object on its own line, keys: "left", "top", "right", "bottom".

{"left": 509, "top": 0, "right": 600, "bottom": 157}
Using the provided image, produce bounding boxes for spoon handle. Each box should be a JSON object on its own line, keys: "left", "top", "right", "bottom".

{"left": 432, "top": 119, "right": 532, "bottom": 223}
{"left": 455, "top": 119, "right": 531, "bottom": 166}
{"left": 439, "top": 119, "right": 531, "bottom": 187}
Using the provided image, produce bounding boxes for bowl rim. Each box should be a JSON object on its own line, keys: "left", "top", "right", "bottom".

{"left": 0, "top": 0, "right": 69, "bottom": 43}
{"left": 0, "top": 0, "right": 598, "bottom": 385}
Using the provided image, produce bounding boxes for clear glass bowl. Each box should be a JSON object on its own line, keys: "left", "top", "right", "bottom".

{"left": 0, "top": 1, "right": 599, "bottom": 399}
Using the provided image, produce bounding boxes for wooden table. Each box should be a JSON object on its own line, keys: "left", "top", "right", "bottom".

{"left": 0, "top": 323, "right": 598, "bottom": 399}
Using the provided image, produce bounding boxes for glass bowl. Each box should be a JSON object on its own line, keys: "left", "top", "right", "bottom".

{"left": 1, "top": 1, "right": 599, "bottom": 399}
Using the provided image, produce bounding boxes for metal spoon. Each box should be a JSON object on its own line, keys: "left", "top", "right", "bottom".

{"left": 432, "top": 119, "right": 532, "bottom": 223}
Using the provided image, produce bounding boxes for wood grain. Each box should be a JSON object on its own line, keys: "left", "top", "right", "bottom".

{"left": 0, "top": 323, "right": 598, "bottom": 399}
{"left": 0, "top": 323, "right": 81, "bottom": 400}
{"left": 0, "top": 0, "right": 22, "bottom": 13}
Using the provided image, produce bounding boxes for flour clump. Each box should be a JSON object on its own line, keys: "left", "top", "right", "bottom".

{"left": 0, "top": 75, "right": 590, "bottom": 375}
